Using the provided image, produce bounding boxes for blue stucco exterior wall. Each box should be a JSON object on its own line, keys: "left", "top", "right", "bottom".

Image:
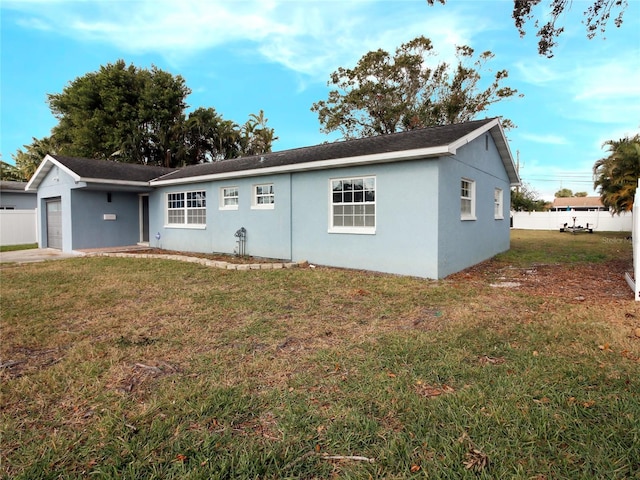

{"left": 149, "top": 174, "right": 292, "bottom": 260}
{"left": 0, "top": 191, "right": 37, "bottom": 209}
{"left": 35, "top": 165, "right": 145, "bottom": 252}
{"left": 69, "top": 189, "right": 141, "bottom": 250}
{"left": 290, "top": 161, "right": 441, "bottom": 278}
{"left": 35, "top": 165, "right": 76, "bottom": 251}
{"left": 437, "top": 133, "right": 511, "bottom": 277}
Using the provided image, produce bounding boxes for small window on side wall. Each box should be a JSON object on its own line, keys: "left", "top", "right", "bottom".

{"left": 220, "top": 186, "right": 239, "bottom": 210}
{"left": 494, "top": 188, "right": 504, "bottom": 219}
{"left": 461, "top": 178, "right": 476, "bottom": 220}
{"left": 252, "top": 184, "right": 274, "bottom": 209}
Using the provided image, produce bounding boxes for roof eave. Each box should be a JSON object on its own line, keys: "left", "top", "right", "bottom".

{"left": 25, "top": 154, "right": 81, "bottom": 192}
{"left": 151, "top": 145, "right": 451, "bottom": 186}
{"left": 80, "top": 177, "right": 153, "bottom": 188}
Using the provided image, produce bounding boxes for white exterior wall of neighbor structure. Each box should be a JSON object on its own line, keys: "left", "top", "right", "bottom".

{"left": 0, "top": 210, "right": 37, "bottom": 245}
{"left": 628, "top": 179, "right": 639, "bottom": 301}
{"left": 512, "top": 210, "right": 632, "bottom": 231}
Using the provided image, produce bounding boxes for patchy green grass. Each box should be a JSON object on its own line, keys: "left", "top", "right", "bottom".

{"left": 0, "top": 243, "right": 37, "bottom": 252}
{"left": 497, "top": 230, "right": 631, "bottom": 266}
{"left": 1, "top": 231, "right": 638, "bottom": 479}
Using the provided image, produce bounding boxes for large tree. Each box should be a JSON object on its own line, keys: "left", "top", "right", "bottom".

{"left": 11, "top": 61, "right": 276, "bottom": 173}
{"left": 5, "top": 137, "right": 60, "bottom": 181}
{"left": 427, "top": 0, "right": 629, "bottom": 58}
{"left": 48, "top": 60, "right": 190, "bottom": 166}
{"left": 593, "top": 134, "right": 640, "bottom": 214}
{"left": 311, "top": 36, "right": 520, "bottom": 140}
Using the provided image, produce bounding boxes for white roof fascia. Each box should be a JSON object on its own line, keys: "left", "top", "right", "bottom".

{"left": 446, "top": 118, "right": 521, "bottom": 187}
{"left": 25, "top": 154, "right": 81, "bottom": 191}
{"left": 490, "top": 121, "right": 521, "bottom": 186}
{"left": 151, "top": 145, "right": 451, "bottom": 187}
{"left": 447, "top": 118, "right": 500, "bottom": 154}
{"left": 80, "top": 178, "right": 155, "bottom": 187}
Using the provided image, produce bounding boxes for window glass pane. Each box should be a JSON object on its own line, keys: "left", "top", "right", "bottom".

{"left": 330, "top": 176, "right": 375, "bottom": 229}
{"left": 364, "top": 178, "right": 375, "bottom": 190}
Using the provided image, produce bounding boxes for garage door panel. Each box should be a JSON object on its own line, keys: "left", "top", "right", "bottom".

{"left": 46, "top": 199, "right": 62, "bottom": 249}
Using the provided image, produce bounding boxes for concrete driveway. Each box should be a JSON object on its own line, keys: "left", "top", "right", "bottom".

{"left": 0, "top": 248, "right": 81, "bottom": 264}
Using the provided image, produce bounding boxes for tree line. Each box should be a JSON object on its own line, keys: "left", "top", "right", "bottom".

{"left": 1, "top": 0, "right": 636, "bottom": 213}
{"left": 1, "top": 60, "right": 277, "bottom": 180}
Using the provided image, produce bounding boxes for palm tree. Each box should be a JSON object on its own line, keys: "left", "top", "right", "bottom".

{"left": 593, "top": 134, "right": 640, "bottom": 214}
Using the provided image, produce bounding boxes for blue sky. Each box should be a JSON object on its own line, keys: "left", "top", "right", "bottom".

{"left": 1, "top": 0, "right": 639, "bottom": 200}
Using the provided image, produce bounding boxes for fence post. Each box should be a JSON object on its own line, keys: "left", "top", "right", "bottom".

{"left": 634, "top": 180, "right": 639, "bottom": 301}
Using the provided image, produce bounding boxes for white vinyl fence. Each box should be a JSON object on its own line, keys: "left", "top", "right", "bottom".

{"left": 0, "top": 209, "right": 37, "bottom": 246}
{"left": 511, "top": 210, "right": 632, "bottom": 232}
{"left": 625, "top": 180, "right": 639, "bottom": 301}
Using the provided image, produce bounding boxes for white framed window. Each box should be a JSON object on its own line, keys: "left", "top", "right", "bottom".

{"left": 220, "top": 186, "right": 239, "bottom": 210}
{"left": 461, "top": 178, "right": 476, "bottom": 220}
{"left": 494, "top": 188, "right": 504, "bottom": 219}
{"left": 252, "top": 184, "right": 274, "bottom": 209}
{"left": 166, "top": 190, "right": 206, "bottom": 227}
{"left": 329, "top": 176, "right": 376, "bottom": 234}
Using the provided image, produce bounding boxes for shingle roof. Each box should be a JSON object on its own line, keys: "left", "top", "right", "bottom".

{"left": 552, "top": 196, "right": 604, "bottom": 208}
{"left": 27, "top": 118, "right": 519, "bottom": 191}
{"left": 50, "top": 155, "right": 174, "bottom": 182}
{"left": 157, "top": 118, "right": 498, "bottom": 182}
{"left": 0, "top": 181, "right": 30, "bottom": 192}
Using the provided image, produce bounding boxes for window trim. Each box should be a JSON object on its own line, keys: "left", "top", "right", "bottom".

{"left": 460, "top": 178, "right": 476, "bottom": 221}
{"left": 219, "top": 186, "right": 239, "bottom": 211}
{"left": 165, "top": 190, "right": 207, "bottom": 229}
{"left": 251, "top": 183, "right": 275, "bottom": 210}
{"left": 494, "top": 187, "right": 504, "bottom": 220}
{"left": 328, "top": 175, "right": 376, "bottom": 235}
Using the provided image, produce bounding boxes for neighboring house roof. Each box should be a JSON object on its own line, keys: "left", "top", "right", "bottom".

{"left": 0, "top": 180, "right": 31, "bottom": 193}
{"left": 552, "top": 197, "right": 605, "bottom": 209}
{"left": 153, "top": 117, "right": 520, "bottom": 186}
{"left": 26, "top": 155, "right": 175, "bottom": 192}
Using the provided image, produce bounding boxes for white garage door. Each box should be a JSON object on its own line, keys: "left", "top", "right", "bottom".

{"left": 46, "top": 199, "right": 62, "bottom": 249}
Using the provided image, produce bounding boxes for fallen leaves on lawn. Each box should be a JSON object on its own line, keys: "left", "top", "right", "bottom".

{"left": 458, "top": 431, "right": 489, "bottom": 472}
{"left": 415, "top": 381, "right": 455, "bottom": 398}
{"left": 478, "top": 355, "right": 506, "bottom": 366}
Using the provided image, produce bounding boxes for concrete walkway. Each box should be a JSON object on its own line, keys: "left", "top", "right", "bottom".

{"left": 0, "top": 248, "right": 81, "bottom": 264}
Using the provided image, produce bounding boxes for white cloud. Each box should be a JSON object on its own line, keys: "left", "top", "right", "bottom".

{"left": 520, "top": 133, "right": 570, "bottom": 145}
{"left": 4, "top": 0, "right": 488, "bottom": 78}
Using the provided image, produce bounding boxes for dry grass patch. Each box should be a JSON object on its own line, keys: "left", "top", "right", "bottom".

{"left": 1, "top": 230, "right": 639, "bottom": 479}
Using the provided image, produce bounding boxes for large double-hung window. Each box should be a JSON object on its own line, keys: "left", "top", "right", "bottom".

{"left": 330, "top": 176, "right": 375, "bottom": 233}
{"left": 166, "top": 191, "right": 206, "bottom": 227}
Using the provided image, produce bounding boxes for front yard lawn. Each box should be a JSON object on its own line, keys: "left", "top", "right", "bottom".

{"left": 1, "top": 230, "right": 638, "bottom": 479}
